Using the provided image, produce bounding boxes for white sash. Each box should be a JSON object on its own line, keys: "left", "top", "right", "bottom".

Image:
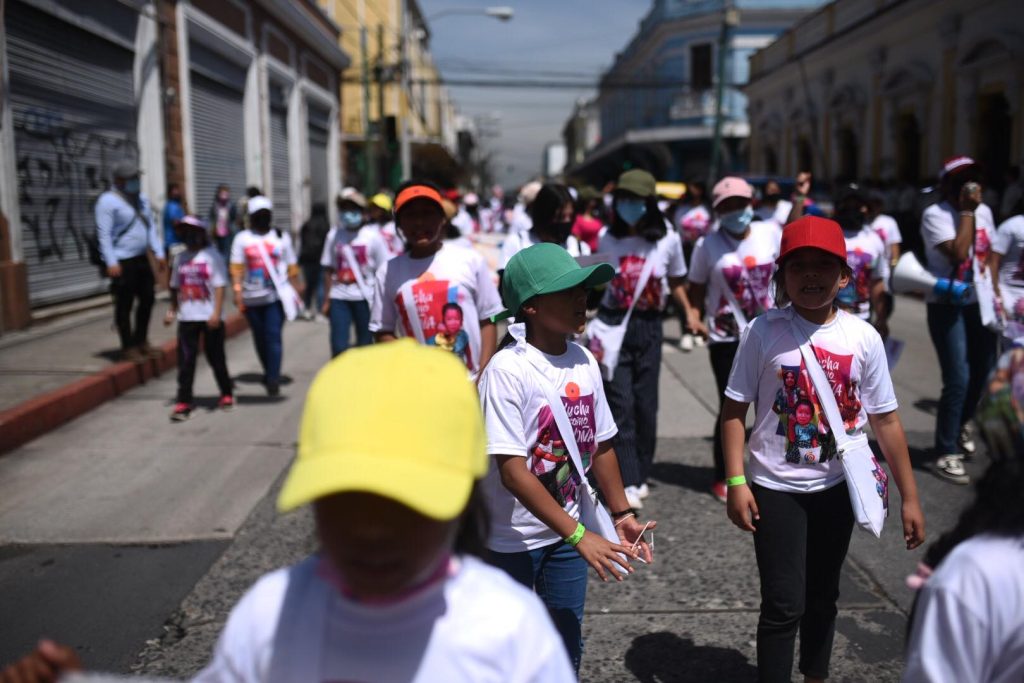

{"left": 789, "top": 317, "right": 888, "bottom": 538}
{"left": 253, "top": 236, "right": 302, "bottom": 321}
{"left": 339, "top": 240, "right": 374, "bottom": 302}
{"left": 398, "top": 280, "right": 427, "bottom": 343}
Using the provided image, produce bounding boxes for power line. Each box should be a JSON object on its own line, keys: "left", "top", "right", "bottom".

{"left": 342, "top": 76, "right": 738, "bottom": 90}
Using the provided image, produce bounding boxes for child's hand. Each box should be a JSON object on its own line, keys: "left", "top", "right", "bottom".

{"left": 574, "top": 531, "right": 635, "bottom": 582}
{"left": 207, "top": 315, "right": 222, "bottom": 329}
{"left": 726, "top": 484, "right": 759, "bottom": 532}
{"left": 0, "top": 639, "right": 81, "bottom": 683}
{"left": 164, "top": 309, "right": 175, "bottom": 326}
{"left": 616, "top": 515, "right": 657, "bottom": 564}
{"left": 321, "top": 299, "right": 331, "bottom": 316}
{"left": 234, "top": 292, "right": 245, "bottom": 313}
{"left": 902, "top": 498, "right": 926, "bottom": 550}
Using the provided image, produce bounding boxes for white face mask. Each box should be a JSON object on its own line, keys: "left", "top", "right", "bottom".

{"left": 719, "top": 205, "right": 753, "bottom": 236}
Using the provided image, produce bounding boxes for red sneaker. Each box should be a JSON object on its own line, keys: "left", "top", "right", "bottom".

{"left": 170, "top": 403, "right": 193, "bottom": 422}
{"left": 218, "top": 395, "right": 235, "bottom": 412}
{"left": 711, "top": 480, "right": 728, "bottom": 503}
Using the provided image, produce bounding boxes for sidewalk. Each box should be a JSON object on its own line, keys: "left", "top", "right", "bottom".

{"left": 0, "top": 297, "right": 248, "bottom": 454}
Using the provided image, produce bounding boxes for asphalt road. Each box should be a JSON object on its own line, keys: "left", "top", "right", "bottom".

{"left": 0, "top": 296, "right": 981, "bottom": 681}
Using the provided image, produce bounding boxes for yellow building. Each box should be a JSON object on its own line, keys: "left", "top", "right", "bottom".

{"left": 317, "top": 0, "right": 464, "bottom": 192}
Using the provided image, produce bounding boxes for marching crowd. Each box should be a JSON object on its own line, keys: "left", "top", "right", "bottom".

{"left": 5, "top": 157, "right": 1023, "bottom": 682}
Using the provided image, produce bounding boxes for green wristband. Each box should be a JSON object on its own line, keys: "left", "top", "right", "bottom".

{"left": 565, "top": 522, "right": 586, "bottom": 546}
{"left": 726, "top": 474, "right": 747, "bottom": 487}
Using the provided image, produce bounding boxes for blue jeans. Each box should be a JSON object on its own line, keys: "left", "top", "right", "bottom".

{"left": 245, "top": 301, "right": 285, "bottom": 383}
{"left": 489, "top": 541, "right": 588, "bottom": 673}
{"left": 926, "top": 302, "right": 998, "bottom": 454}
{"left": 301, "top": 263, "right": 325, "bottom": 311}
{"left": 328, "top": 299, "right": 372, "bottom": 357}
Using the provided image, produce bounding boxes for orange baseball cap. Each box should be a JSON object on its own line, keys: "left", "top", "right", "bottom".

{"left": 777, "top": 216, "right": 847, "bottom": 264}
{"left": 394, "top": 185, "right": 444, "bottom": 214}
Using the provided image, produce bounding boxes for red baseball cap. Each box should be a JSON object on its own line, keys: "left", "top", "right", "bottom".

{"left": 777, "top": 216, "right": 847, "bottom": 264}
{"left": 394, "top": 185, "right": 444, "bottom": 214}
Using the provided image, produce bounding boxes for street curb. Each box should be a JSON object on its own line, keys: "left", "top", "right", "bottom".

{"left": 0, "top": 313, "right": 249, "bottom": 456}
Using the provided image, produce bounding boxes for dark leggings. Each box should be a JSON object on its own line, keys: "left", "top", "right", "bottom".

{"left": 176, "top": 321, "right": 233, "bottom": 403}
{"left": 111, "top": 255, "right": 154, "bottom": 350}
{"left": 709, "top": 341, "right": 740, "bottom": 482}
{"left": 751, "top": 482, "right": 854, "bottom": 682}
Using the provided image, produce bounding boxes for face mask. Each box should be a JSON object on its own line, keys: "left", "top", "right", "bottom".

{"left": 835, "top": 208, "right": 864, "bottom": 233}
{"left": 123, "top": 178, "right": 141, "bottom": 195}
{"left": 217, "top": 192, "right": 229, "bottom": 202}
{"left": 616, "top": 199, "right": 647, "bottom": 226}
{"left": 341, "top": 210, "right": 363, "bottom": 229}
{"left": 719, "top": 205, "right": 754, "bottom": 236}
{"left": 183, "top": 231, "right": 205, "bottom": 249}
{"left": 547, "top": 221, "right": 574, "bottom": 242}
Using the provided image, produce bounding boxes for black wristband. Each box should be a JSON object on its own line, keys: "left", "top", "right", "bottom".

{"left": 610, "top": 508, "right": 634, "bottom": 518}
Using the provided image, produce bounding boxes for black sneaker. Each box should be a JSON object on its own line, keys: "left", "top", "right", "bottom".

{"left": 266, "top": 381, "right": 280, "bottom": 397}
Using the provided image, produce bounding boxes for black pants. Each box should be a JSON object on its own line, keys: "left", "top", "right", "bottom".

{"left": 709, "top": 341, "right": 739, "bottom": 482}
{"left": 176, "top": 321, "right": 233, "bottom": 404}
{"left": 110, "top": 255, "right": 155, "bottom": 350}
{"left": 751, "top": 482, "right": 854, "bottom": 682}
{"left": 605, "top": 312, "right": 662, "bottom": 487}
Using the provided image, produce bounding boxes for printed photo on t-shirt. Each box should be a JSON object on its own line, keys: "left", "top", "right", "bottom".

{"left": 714, "top": 258, "right": 774, "bottom": 337}
{"left": 427, "top": 302, "right": 471, "bottom": 363}
{"left": 771, "top": 349, "right": 861, "bottom": 465}
{"left": 177, "top": 260, "right": 213, "bottom": 304}
{"left": 334, "top": 243, "right": 368, "bottom": 285}
{"left": 528, "top": 382, "right": 596, "bottom": 507}
{"left": 608, "top": 254, "right": 661, "bottom": 310}
{"left": 243, "top": 241, "right": 281, "bottom": 288}
{"left": 399, "top": 275, "right": 474, "bottom": 369}
{"left": 837, "top": 247, "right": 878, "bottom": 311}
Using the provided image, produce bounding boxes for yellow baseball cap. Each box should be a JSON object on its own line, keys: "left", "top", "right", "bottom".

{"left": 277, "top": 340, "right": 488, "bottom": 519}
{"left": 370, "top": 193, "right": 393, "bottom": 211}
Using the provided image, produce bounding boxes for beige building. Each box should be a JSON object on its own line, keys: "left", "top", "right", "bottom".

{"left": 745, "top": 0, "right": 1024, "bottom": 188}
{"left": 317, "top": 0, "right": 463, "bottom": 192}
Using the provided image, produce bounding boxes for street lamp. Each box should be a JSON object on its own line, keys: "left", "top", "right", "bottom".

{"left": 400, "top": 6, "right": 514, "bottom": 179}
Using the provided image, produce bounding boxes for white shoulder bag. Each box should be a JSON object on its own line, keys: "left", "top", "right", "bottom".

{"left": 585, "top": 246, "right": 657, "bottom": 381}
{"left": 253, "top": 237, "right": 303, "bottom": 321}
{"left": 790, "top": 319, "right": 889, "bottom": 537}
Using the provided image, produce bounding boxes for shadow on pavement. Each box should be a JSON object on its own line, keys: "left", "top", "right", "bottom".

{"left": 648, "top": 461, "right": 715, "bottom": 495}
{"left": 625, "top": 631, "right": 757, "bottom": 682}
{"left": 232, "top": 373, "right": 294, "bottom": 385}
{"left": 912, "top": 398, "right": 939, "bottom": 415}
{"left": 234, "top": 394, "right": 288, "bottom": 405}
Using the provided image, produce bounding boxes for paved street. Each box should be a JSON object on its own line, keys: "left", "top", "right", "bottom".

{"left": 0, "top": 296, "right": 981, "bottom": 682}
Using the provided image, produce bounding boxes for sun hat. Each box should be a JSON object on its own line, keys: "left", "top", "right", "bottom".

{"left": 277, "top": 340, "right": 487, "bottom": 518}
{"left": 495, "top": 242, "right": 615, "bottom": 321}
{"left": 394, "top": 184, "right": 444, "bottom": 214}
{"left": 369, "top": 193, "right": 393, "bottom": 211}
{"left": 175, "top": 215, "right": 207, "bottom": 231}
{"left": 776, "top": 216, "right": 847, "bottom": 264}
{"left": 338, "top": 187, "right": 367, "bottom": 208}
{"left": 112, "top": 160, "right": 140, "bottom": 179}
{"left": 247, "top": 195, "right": 273, "bottom": 215}
{"left": 711, "top": 176, "right": 753, "bottom": 208}
{"left": 616, "top": 169, "right": 657, "bottom": 198}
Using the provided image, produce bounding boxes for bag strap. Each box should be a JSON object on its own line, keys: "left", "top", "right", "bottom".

{"left": 253, "top": 236, "right": 290, "bottom": 298}
{"left": 612, "top": 245, "right": 659, "bottom": 334}
{"left": 398, "top": 280, "right": 427, "bottom": 343}
{"left": 788, "top": 317, "right": 852, "bottom": 449}
{"left": 708, "top": 232, "right": 755, "bottom": 329}
{"left": 339, "top": 239, "right": 373, "bottom": 301}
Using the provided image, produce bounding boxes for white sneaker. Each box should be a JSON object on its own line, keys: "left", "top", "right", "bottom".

{"left": 637, "top": 483, "right": 650, "bottom": 499}
{"left": 679, "top": 334, "right": 694, "bottom": 352}
{"left": 959, "top": 424, "right": 976, "bottom": 456}
{"left": 935, "top": 454, "right": 970, "bottom": 485}
{"left": 694, "top": 335, "right": 707, "bottom": 347}
{"left": 624, "top": 485, "right": 644, "bottom": 510}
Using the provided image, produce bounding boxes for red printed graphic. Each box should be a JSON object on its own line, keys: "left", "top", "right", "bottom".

{"left": 334, "top": 243, "right": 368, "bottom": 285}
{"left": 608, "top": 254, "right": 662, "bottom": 311}
{"left": 177, "top": 260, "right": 212, "bottom": 304}
{"left": 397, "top": 275, "right": 473, "bottom": 369}
{"left": 529, "top": 385, "right": 597, "bottom": 507}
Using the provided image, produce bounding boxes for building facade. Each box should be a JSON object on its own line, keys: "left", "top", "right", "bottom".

{"left": 745, "top": 0, "right": 1024, "bottom": 193}
{"left": 566, "top": 0, "right": 824, "bottom": 185}
{"left": 318, "top": 0, "right": 465, "bottom": 192}
{"left": 0, "top": 0, "right": 347, "bottom": 331}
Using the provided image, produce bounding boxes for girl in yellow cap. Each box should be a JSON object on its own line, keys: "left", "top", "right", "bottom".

{"left": 193, "top": 341, "right": 575, "bottom": 682}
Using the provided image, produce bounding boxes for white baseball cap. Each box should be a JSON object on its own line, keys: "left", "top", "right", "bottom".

{"left": 247, "top": 195, "right": 273, "bottom": 215}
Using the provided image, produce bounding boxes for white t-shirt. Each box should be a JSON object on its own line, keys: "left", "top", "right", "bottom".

{"left": 193, "top": 554, "right": 575, "bottom": 683}
{"left": 688, "top": 221, "right": 781, "bottom": 343}
{"left": 499, "top": 230, "right": 591, "bottom": 269}
{"left": 675, "top": 204, "right": 712, "bottom": 245}
{"left": 229, "top": 230, "right": 298, "bottom": 306}
{"left": 320, "top": 225, "right": 390, "bottom": 302}
{"left": 369, "top": 220, "right": 403, "bottom": 259}
{"left": 597, "top": 231, "right": 687, "bottom": 312}
{"left": 724, "top": 307, "right": 897, "bottom": 493}
{"left": 479, "top": 336, "right": 617, "bottom": 553}
{"left": 170, "top": 247, "right": 227, "bottom": 322}
{"left": 903, "top": 535, "right": 1024, "bottom": 683}
{"left": 870, "top": 213, "right": 902, "bottom": 256}
{"left": 836, "top": 226, "right": 890, "bottom": 320}
{"left": 992, "top": 215, "right": 1024, "bottom": 337}
{"left": 370, "top": 242, "right": 504, "bottom": 375}
{"left": 920, "top": 201, "right": 996, "bottom": 304}
{"left": 755, "top": 199, "right": 793, "bottom": 228}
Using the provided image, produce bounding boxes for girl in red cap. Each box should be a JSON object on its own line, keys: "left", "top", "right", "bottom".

{"left": 720, "top": 216, "right": 925, "bottom": 683}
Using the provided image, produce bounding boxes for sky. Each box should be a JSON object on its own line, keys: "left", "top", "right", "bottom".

{"left": 417, "top": 0, "right": 652, "bottom": 189}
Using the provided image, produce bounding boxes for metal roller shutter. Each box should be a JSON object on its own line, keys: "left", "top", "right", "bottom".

{"left": 269, "top": 83, "right": 293, "bottom": 233}
{"left": 7, "top": 0, "right": 138, "bottom": 305}
{"left": 189, "top": 42, "right": 247, "bottom": 221}
{"left": 308, "top": 105, "right": 330, "bottom": 210}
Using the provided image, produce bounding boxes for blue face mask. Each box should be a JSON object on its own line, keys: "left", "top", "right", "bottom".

{"left": 719, "top": 205, "right": 754, "bottom": 236}
{"left": 616, "top": 199, "right": 647, "bottom": 226}
{"left": 341, "top": 210, "right": 363, "bottom": 229}
{"left": 123, "top": 178, "right": 141, "bottom": 195}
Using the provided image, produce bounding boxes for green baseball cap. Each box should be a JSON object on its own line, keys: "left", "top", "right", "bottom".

{"left": 616, "top": 169, "right": 656, "bottom": 197}
{"left": 495, "top": 243, "right": 615, "bottom": 321}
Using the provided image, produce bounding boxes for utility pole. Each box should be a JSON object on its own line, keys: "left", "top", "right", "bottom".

{"left": 399, "top": 0, "right": 412, "bottom": 182}
{"left": 360, "top": 25, "right": 376, "bottom": 193}
{"left": 376, "top": 23, "right": 387, "bottom": 191}
{"left": 708, "top": 4, "right": 739, "bottom": 187}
